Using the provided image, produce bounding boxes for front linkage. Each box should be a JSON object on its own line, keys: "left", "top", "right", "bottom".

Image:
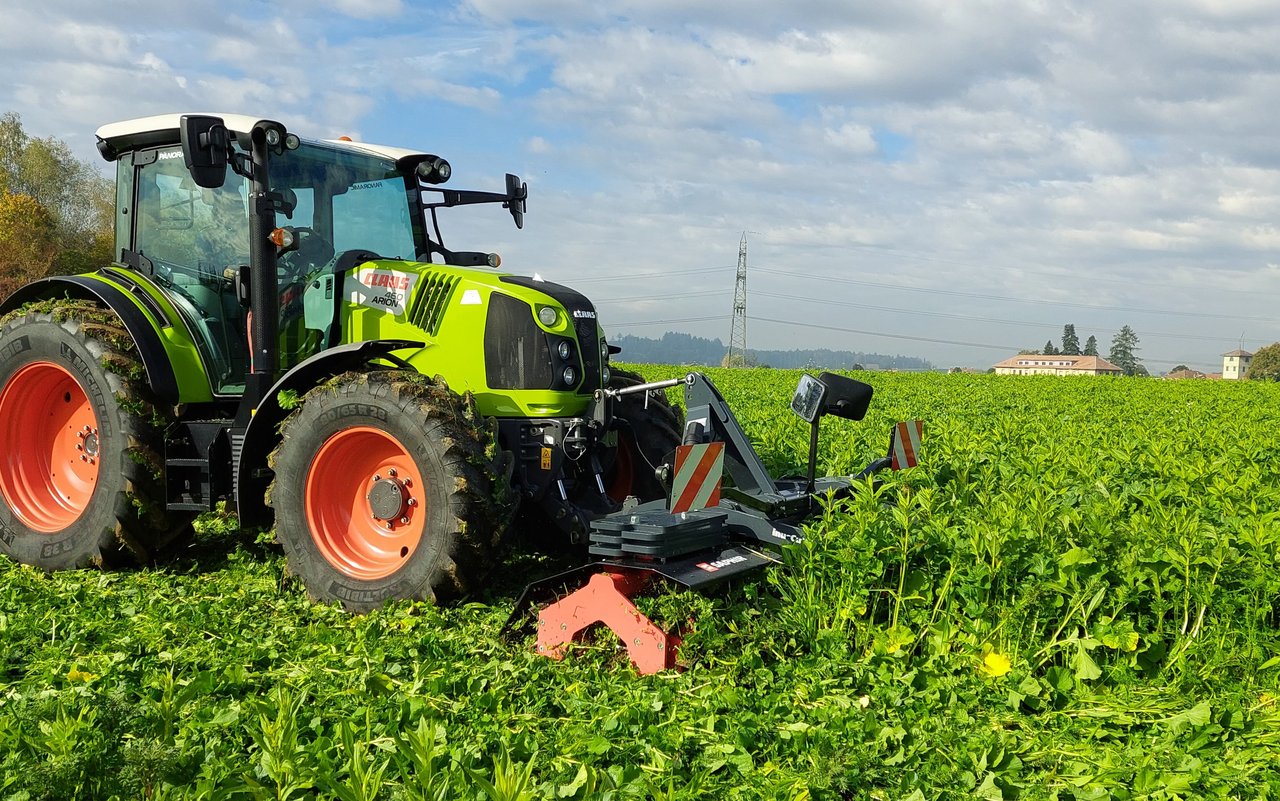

{"left": 508, "top": 370, "right": 922, "bottom": 673}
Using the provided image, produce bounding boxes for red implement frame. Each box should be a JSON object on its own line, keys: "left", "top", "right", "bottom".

{"left": 535, "top": 570, "right": 680, "bottom": 675}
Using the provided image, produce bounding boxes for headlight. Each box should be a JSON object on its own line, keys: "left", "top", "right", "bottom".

{"left": 562, "top": 366, "right": 577, "bottom": 386}
{"left": 601, "top": 341, "right": 609, "bottom": 360}
{"left": 538, "top": 306, "right": 558, "bottom": 326}
{"left": 557, "top": 340, "right": 573, "bottom": 360}
{"left": 602, "top": 366, "right": 611, "bottom": 385}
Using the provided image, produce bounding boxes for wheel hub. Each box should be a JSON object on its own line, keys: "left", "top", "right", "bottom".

{"left": 79, "top": 426, "right": 100, "bottom": 461}
{"left": 367, "top": 478, "right": 407, "bottom": 521}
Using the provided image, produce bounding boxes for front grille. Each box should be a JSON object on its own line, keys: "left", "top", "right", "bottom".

{"left": 484, "top": 293, "right": 553, "bottom": 389}
{"left": 408, "top": 270, "right": 458, "bottom": 335}
{"left": 495, "top": 276, "right": 603, "bottom": 393}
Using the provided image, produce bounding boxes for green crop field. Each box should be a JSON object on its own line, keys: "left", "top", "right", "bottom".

{"left": 2, "top": 367, "right": 1278, "bottom": 800}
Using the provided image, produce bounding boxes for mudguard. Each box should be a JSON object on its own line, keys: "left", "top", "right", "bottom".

{"left": 0, "top": 275, "right": 182, "bottom": 404}
{"left": 234, "top": 338, "right": 424, "bottom": 527}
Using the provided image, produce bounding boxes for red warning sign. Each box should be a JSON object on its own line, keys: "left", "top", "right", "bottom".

{"left": 670, "top": 442, "right": 724, "bottom": 513}
{"left": 891, "top": 420, "right": 923, "bottom": 470}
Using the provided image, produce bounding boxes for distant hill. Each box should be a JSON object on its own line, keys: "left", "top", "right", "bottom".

{"left": 612, "top": 331, "right": 934, "bottom": 371}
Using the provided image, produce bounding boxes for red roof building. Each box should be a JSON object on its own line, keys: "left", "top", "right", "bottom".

{"left": 992, "top": 354, "right": 1124, "bottom": 376}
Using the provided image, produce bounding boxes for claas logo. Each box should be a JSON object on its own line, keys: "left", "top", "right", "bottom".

{"left": 364, "top": 272, "right": 411, "bottom": 291}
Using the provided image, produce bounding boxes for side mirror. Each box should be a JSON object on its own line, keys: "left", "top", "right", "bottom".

{"left": 180, "top": 114, "right": 229, "bottom": 189}
{"left": 790, "top": 372, "right": 873, "bottom": 423}
{"left": 505, "top": 173, "right": 527, "bottom": 229}
{"left": 817, "top": 371, "right": 873, "bottom": 421}
{"left": 790, "top": 374, "right": 828, "bottom": 423}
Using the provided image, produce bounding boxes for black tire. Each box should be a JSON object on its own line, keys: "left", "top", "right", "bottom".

{"left": 0, "top": 300, "right": 188, "bottom": 568}
{"left": 267, "top": 371, "right": 514, "bottom": 612}
{"left": 603, "top": 367, "right": 683, "bottom": 503}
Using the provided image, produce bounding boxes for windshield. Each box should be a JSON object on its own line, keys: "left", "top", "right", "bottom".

{"left": 268, "top": 142, "right": 421, "bottom": 261}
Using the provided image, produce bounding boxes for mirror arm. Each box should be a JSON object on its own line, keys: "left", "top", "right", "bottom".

{"left": 806, "top": 417, "right": 821, "bottom": 500}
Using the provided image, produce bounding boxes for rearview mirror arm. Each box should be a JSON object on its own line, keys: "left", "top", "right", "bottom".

{"left": 806, "top": 417, "right": 822, "bottom": 500}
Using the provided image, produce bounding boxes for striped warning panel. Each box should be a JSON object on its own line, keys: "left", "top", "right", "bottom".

{"left": 670, "top": 442, "right": 724, "bottom": 513}
{"left": 891, "top": 420, "right": 923, "bottom": 470}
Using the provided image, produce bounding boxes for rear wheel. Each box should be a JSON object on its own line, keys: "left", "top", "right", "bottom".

{"left": 604, "top": 368, "right": 682, "bottom": 503}
{"left": 268, "top": 371, "right": 513, "bottom": 611}
{"left": 0, "top": 300, "right": 186, "bottom": 568}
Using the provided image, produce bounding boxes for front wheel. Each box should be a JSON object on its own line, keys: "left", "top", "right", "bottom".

{"left": 603, "top": 367, "right": 683, "bottom": 503}
{"left": 268, "top": 371, "right": 512, "bottom": 612}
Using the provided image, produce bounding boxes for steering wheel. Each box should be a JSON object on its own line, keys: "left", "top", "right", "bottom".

{"left": 279, "top": 227, "right": 336, "bottom": 277}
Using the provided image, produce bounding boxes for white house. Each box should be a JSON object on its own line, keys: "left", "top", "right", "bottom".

{"left": 1222, "top": 349, "right": 1252, "bottom": 380}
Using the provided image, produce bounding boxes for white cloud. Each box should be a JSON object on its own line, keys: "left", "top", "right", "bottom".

{"left": 326, "top": 0, "right": 404, "bottom": 18}
{"left": 823, "top": 123, "right": 877, "bottom": 155}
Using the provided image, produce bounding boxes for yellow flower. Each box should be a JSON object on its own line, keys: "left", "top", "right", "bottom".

{"left": 65, "top": 669, "right": 98, "bottom": 683}
{"left": 980, "top": 652, "right": 1012, "bottom": 678}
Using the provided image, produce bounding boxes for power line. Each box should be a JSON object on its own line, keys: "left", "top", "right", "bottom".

{"left": 755, "top": 267, "right": 1280, "bottom": 323}
{"left": 609, "top": 314, "right": 730, "bottom": 327}
{"left": 594, "top": 289, "right": 723, "bottom": 304}
{"left": 800, "top": 240, "right": 1280, "bottom": 299}
{"left": 748, "top": 314, "right": 1200, "bottom": 368}
{"left": 752, "top": 290, "right": 1270, "bottom": 346}
{"left": 559, "top": 266, "right": 734, "bottom": 284}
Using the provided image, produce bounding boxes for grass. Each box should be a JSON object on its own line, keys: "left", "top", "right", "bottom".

{"left": 1, "top": 368, "right": 1278, "bottom": 799}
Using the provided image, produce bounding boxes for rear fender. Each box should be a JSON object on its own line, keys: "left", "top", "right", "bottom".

{"left": 1, "top": 275, "right": 183, "bottom": 404}
{"left": 234, "top": 339, "right": 424, "bottom": 527}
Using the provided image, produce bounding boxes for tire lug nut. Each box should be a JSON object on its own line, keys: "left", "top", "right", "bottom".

{"left": 373, "top": 474, "right": 381, "bottom": 482}
{"left": 76, "top": 444, "right": 83, "bottom": 451}
{"left": 406, "top": 498, "right": 416, "bottom": 507}
{"left": 400, "top": 516, "right": 410, "bottom": 524}
{"left": 403, "top": 479, "right": 412, "bottom": 488}
{"left": 388, "top": 468, "right": 397, "bottom": 478}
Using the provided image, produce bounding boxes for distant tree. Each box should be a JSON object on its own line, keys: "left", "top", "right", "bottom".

{"left": 0, "top": 111, "right": 113, "bottom": 291}
{"left": 1061, "top": 324, "right": 1080, "bottom": 355}
{"left": 0, "top": 190, "right": 58, "bottom": 298}
{"left": 1083, "top": 335, "right": 1098, "bottom": 356}
{"left": 850, "top": 363, "right": 864, "bottom": 371}
{"left": 1171, "top": 364, "right": 1190, "bottom": 373}
{"left": 1108, "top": 325, "right": 1143, "bottom": 376}
{"left": 1246, "top": 342, "right": 1280, "bottom": 381}
{"left": 1044, "top": 340, "right": 1060, "bottom": 355}
{"left": 1018, "top": 348, "right": 1041, "bottom": 355}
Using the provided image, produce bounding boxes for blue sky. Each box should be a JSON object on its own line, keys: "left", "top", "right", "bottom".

{"left": 3, "top": 0, "right": 1279, "bottom": 371}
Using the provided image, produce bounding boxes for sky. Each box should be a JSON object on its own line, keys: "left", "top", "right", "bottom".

{"left": 2, "top": 0, "right": 1279, "bottom": 372}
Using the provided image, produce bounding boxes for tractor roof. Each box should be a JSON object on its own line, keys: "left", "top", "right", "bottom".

{"left": 94, "top": 113, "right": 426, "bottom": 164}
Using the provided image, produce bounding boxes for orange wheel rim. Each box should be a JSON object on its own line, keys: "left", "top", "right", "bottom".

{"left": 0, "top": 361, "right": 101, "bottom": 532}
{"left": 305, "top": 426, "right": 425, "bottom": 580}
{"left": 606, "top": 434, "right": 636, "bottom": 503}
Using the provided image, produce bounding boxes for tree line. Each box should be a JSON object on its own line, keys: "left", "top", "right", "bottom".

{"left": 612, "top": 331, "right": 934, "bottom": 371}
{"left": 0, "top": 111, "right": 114, "bottom": 299}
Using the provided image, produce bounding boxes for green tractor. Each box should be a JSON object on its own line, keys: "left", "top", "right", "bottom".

{"left": 0, "top": 114, "right": 680, "bottom": 609}
{"left": 0, "top": 115, "right": 913, "bottom": 666}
